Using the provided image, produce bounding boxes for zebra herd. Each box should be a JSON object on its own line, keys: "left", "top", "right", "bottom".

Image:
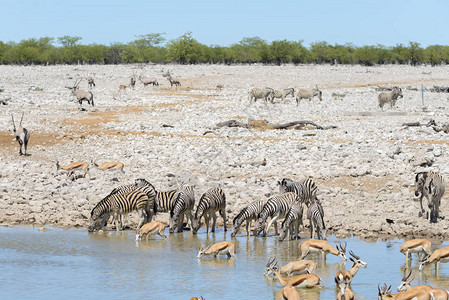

{"left": 248, "top": 87, "right": 322, "bottom": 106}
{"left": 88, "top": 176, "right": 327, "bottom": 241}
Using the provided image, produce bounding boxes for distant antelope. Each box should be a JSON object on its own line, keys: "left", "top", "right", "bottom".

{"left": 66, "top": 79, "right": 94, "bottom": 107}
{"left": 136, "top": 221, "right": 167, "bottom": 241}
{"left": 167, "top": 75, "right": 181, "bottom": 88}
{"left": 119, "top": 85, "right": 128, "bottom": 91}
{"left": 11, "top": 113, "right": 30, "bottom": 156}
{"left": 139, "top": 76, "right": 159, "bottom": 87}
{"left": 56, "top": 161, "right": 91, "bottom": 180}
{"left": 197, "top": 241, "right": 235, "bottom": 258}
{"left": 216, "top": 84, "right": 224, "bottom": 91}
{"left": 130, "top": 71, "right": 137, "bottom": 89}
{"left": 87, "top": 77, "right": 95, "bottom": 89}
{"left": 92, "top": 161, "right": 126, "bottom": 177}
{"left": 399, "top": 238, "right": 432, "bottom": 265}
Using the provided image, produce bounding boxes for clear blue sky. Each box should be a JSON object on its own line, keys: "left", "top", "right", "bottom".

{"left": 2, "top": 0, "right": 448, "bottom": 47}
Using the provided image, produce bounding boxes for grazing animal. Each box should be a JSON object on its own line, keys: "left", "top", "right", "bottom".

{"left": 334, "top": 250, "right": 367, "bottom": 290}
{"left": 271, "top": 264, "right": 322, "bottom": 288}
{"left": 11, "top": 113, "right": 30, "bottom": 156}
{"left": 265, "top": 257, "right": 317, "bottom": 276}
{"left": 378, "top": 283, "right": 434, "bottom": 300}
{"left": 231, "top": 199, "right": 265, "bottom": 237}
{"left": 415, "top": 171, "right": 445, "bottom": 222}
{"left": 88, "top": 190, "right": 149, "bottom": 233}
{"left": 139, "top": 76, "right": 159, "bottom": 87}
{"left": 92, "top": 161, "right": 126, "bottom": 177}
{"left": 399, "top": 239, "right": 432, "bottom": 265}
{"left": 191, "top": 187, "right": 227, "bottom": 234}
{"left": 299, "top": 239, "right": 347, "bottom": 261}
{"left": 378, "top": 86, "right": 403, "bottom": 110}
{"left": 87, "top": 77, "right": 95, "bottom": 89}
{"left": 197, "top": 241, "right": 235, "bottom": 258}
{"left": 169, "top": 185, "right": 195, "bottom": 233}
{"left": 67, "top": 79, "right": 94, "bottom": 107}
{"left": 167, "top": 75, "right": 181, "bottom": 88}
{"left": 278, "top": 178, "right": 318, "bottom": 207}
{"left": 248, "top": 87, "right": 274, "bottom": 105}
{"left": 419, "top": 245, "right": 449, "bottom": 273}
{"left": 119, "top": 84, "right": 128, "bottom": 91}
{"left": 397, "top": 270, "right": 449, "bottom": 299}
{"left": 278, "top": 202, "right": 304, "bottom": 241}
{"left": 272, "top": 88, "right": 295, "bottom": 103}
{"left": 282, "top": 285, "right": 301, "bottom": 300}
{"left": 56, "top": 161, "right": 91, "bottom": 180}
{"left": 307, "top": 199, "right": 326, "bottom": 240}
{"left": 136, "top": 221, "right": 167, "bottom": 241}
{"left": 296, "top": 88, "right": 322, "bottom": 105}
{"left": 253, "top": 192, "right": 299, "bottom": 237}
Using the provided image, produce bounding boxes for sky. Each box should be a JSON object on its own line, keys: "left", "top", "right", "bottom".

{"left": 1, "top": 0, "right": 449, "bottom": 48}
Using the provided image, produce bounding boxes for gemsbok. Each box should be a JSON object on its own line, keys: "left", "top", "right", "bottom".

{"left": 399, "top": 238, "right": 432, "bottom": 265}
{"left": 11, "top": 113, "right": 30, "bottom": 156}
{"left": 299, "top": 239, "right": 347, "bottom": 262}
{"left": 56, "top": 161, "right": 91, "bottom": 180}
{"left": 197, "top": 241, "right": 235, "bottom": 258}
{"left": 67, "top": 79, "right": 94, "bottom": 107}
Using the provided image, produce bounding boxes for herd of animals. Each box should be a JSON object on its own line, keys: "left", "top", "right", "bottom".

{"left": 7, "top": 69, "right": 445, "bottom": 299}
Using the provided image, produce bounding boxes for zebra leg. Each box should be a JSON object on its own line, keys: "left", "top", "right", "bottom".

{"left": 219, "top": 209, "right": 227, "bottom": 231}
{"left": 177, "top": 213, "right": 184, "bottom": 233}
{"left": 204, "top": 214, "right": 210, "bottom": 234}
{"left": 418, "top": 195, "right": 425, "bottom": 218}
{"left": 246, "top": 220, "right": 250, "bottom": 236}
{"left": 265, "top": 215, "right": 279, "bottom": 237}
{"left": 211, "top": 213, "right": 217, "bottom": 233}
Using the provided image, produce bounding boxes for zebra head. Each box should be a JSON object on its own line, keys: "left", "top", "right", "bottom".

{"left": 414, "top": 172, "right": 427, "bottom": 197}
{"left": 88, "top": 213, "right": 109, "bottom": 232}
{"left": 252, "top": 218, "right": 265, "bottom": 236}
{"left": 191, "top": 216, "right": 201, "bottom": 235}
{"left": 278, "top": 178, "right": 293, "bottom": 194}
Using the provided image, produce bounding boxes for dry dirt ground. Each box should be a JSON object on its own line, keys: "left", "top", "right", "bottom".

{"left": 1, "top": 64, "right": 449, "bottom": 240}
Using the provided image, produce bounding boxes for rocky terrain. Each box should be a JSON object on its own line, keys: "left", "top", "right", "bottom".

{"left": 1, "top": 63, "right": 449, "bottom": 240}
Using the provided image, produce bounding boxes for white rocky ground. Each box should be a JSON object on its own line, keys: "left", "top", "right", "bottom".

{"left": 1, "top": 63, "right": 449, "bottom": 239}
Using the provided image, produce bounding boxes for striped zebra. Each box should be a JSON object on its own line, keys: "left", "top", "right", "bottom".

{"left": 156, "top": 189, "right": 178, "bottom": 213}
{"left": 191, "top": 187, "right": 227, "bottom": 234}
{"left": 169, "top": 185, "right": 195, "bottom": 233}
{"left": 109, "top": 178, "right": 158, "bottom": 223}
{"left": 231, "top": 199, "right": 265, "bottom": 237}
{"left": 88, "top": 190, "right": 148, "bottom": 233}
{"left": 253, "top": 192, "right": 299, "bottom": 237}
{"left": 415, "top": 171, "right": 445, "bottom": 223}
{"left": 278, "top": 202, "right": 304, "bottom": 242}
{"left": 307, "top": 199, "right": 326, "bottom": 240}
{"left": 278, "top": 178, "right": 318, "bottom": 207}
{"left": 272, "top": 88, "right": 295, "bottom": 103}
{"left": 248, "top": 87, "right": 274, "bottom": 105}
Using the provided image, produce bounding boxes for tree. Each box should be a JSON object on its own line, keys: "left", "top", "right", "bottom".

{"left": 166, "top": 32, "right": 204, "bottom": 64}
{"left": 57, "top": 36, "right": 82, "bottom": 48}
{"left": 133, "top": 33, "right": 166, "bottom": 48}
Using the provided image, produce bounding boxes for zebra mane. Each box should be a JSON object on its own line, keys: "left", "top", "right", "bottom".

{"left": 233, "top": 208, "right": 247, "bottom": 225}
{"left": 169, "top": 192, "right": 182, "bottom": 218}
{"left": 90, "top": 194, "right": 111, "bottom": 217}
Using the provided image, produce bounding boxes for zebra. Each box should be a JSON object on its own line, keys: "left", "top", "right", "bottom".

{"left": 248, "top": 87, "right": 274, "bottom": 105}
{"left": 88, "top": 190, "right": 149, "bottom": 233}
{"left": 278, "top": 178, "right": 318, "bottom": 207}
{"left": 231, "top": 199, "right": 265, "bottom": 237}
{"left": 378, "top": 86, "right": 403, "bottom": 110}
{"left": 307, "top": 199, "right": 326, "bottom": 240}
{"left": 169, "top": 185, "right": 195, "bottom": 233}
{"left": 156, "top": 189, "right": 178, "bottom": 213}
{"left": 191, "top": 187, "right": 227, "bottom": 234}
{"left": 278, "top": 202, "right": 304, "bottom": 241}
{"left": 414, "top": 171, "right": 445, "bottom": 223}
{"left": 272, "top": 88, "right": 295, "bottom": 103}
{"left": 253, "top": 192, "right": 299, "bottom": 237}
{"left": 296, "top": 88, "right": 322, "bottom": 105}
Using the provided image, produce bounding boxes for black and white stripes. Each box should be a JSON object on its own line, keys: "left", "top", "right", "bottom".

{"left": 307, "top": 199, "right": 326, "bottom": 240}
{"left": 231, "top": 199, "right": 265, "bottom": 237}
{"left": 169, "top": 185, "right": 195, "bottom": 233}
{"left": 278, "top": 178, "right": 318, "bottom": 206}
{"left": 415, "top": 171, "right": 445, "bottom": 223}
{"left": 192, "top": 187, "right": 227, "bottom": 234}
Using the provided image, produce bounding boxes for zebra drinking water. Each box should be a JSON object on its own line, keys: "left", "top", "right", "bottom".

{"left": 278, "top": 202, "right": 304, "bottom": 241}
{"left": 191, "top": 187, "right": 227, "bottom": 234}
{"left": 231, "top": 199, "right": 265, "bottom": 237}
{"left": 169, "top": 185, "right": 195, "bottom": 233}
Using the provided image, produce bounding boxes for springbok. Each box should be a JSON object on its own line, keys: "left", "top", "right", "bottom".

{"left": 197, "top": 241, "right": 235, "bottom": 259}
{"left": 119, "top": 85, "right": 128, "bottom": 91}
{"left": 419, "top": 245, "right": 449, "bottom": 273}
{"left": 400, "top": 239, "right": 432, "bottom": 265}
{"left": 92, "top": 161, "right": 126, "bottom": 177}
{"left": 11, "top": 113, "right": 30, "bottom": 156}
{"left": 378, "top": 283, "right": 434, "bottom": 300}
{"left": 136, "top": 221, "right": 167, "bottom": 241}
{"left": 67, "top": 79, "right": 94, "bottom": 107}
{"left": 56, "top": 161, "right": 91, "bottom": 180}
{"left": 270, "top": 262, "right": 322, "bottom": 288}
{"left": 334, "top": 250, "right": 367, "bottom": 289}
{"left": 398, "top": 270, "right": 449, "bottom": 300}
{"left": 281, "top": 285, "right": 300, "bottom": 300}
{"left": 299, "top": 239, "right": 347, "bottom": 262}
{"left": 264, "top": 257, "right": 317, "bottom": 276}
{"left": 335, "top": 273, "right": 354, "bottom": 300}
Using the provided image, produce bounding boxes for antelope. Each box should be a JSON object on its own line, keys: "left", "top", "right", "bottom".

{"left": 119, "top": 85, "right": 128, "bottom": 91}
{"left": 87, "top": 76, "right": 95, "bottom": 89}
{"left": 167, "top": 75, "right": 181, "bottom": 88}
{"left": 335, "top": 273, "right": 354, "bottom": 300}
{"left": 92, "top": 161, "right": 126, "bottom": 177}
{"left": 216, "top": 84, "right": 224, "bottom": 92}
{"left": 67, "top": 79, "right": 94, "bottom": 107}
{"left": 419, "top": 245, "right": 449, "bottom": 272}
{"left": 11, "top": 113, "right": 30, "bottom": 156}
{"left": 264, "top": 257, "right": 317, "bottom": 276}
{"left": 130, "top": 71, "right": 137, "bottom": 89}
{"left": 378, "top": 283, "right": 434, "bottom": 300}
{"left": 270, "top": 262, "right": 322, "bottom": 288}
{"left": 299, "top": 239, "right": 347, "bottom": 262}
{"left": 56, "top": 161, "right": 91, "bottom": 180}
{"left": 281, "top": 285, "right": 300, "bottom": 300}
{"left": 334, "top": 250, "right": 367, "bottom": 288}
{"left": 136, "top": 221, "right": 167, "bottom": 241}
{"left": 197, "top": 241, "right": 235, "bottom": 259}
{"left": 139, "top": 76, "right": 159, "bottom": 87}
{"left": 396, "top": 269, "right": 449, "bottom": 299}
{"left": 400, "top": 239, "right": 432, "bottom": 265}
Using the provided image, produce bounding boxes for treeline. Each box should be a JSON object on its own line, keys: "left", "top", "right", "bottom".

{"left": 1, "top": 32, "right": 449, "bottom": 66}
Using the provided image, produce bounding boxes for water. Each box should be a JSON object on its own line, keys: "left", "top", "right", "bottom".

{"left": 0, "top": 226, "right": 448, "bottom": 299}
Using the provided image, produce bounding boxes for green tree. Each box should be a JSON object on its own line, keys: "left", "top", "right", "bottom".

{"left": 166, "top": 32, "right": 204, "bottom": 64}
